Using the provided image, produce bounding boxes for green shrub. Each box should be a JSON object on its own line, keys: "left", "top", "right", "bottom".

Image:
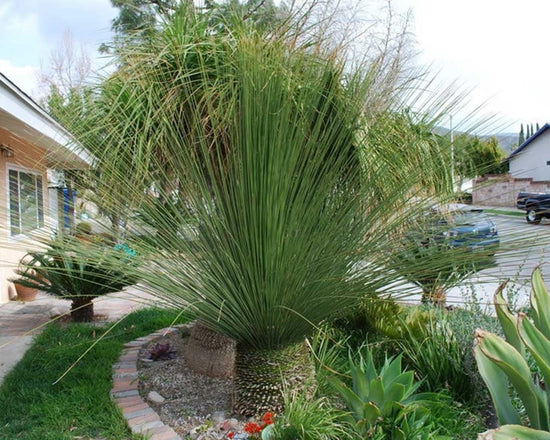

{"left": 270, "top": 391, "right": 353, "bottom": 440}
{"left": 398, "top": 310, "right": 476, "bottom": 402}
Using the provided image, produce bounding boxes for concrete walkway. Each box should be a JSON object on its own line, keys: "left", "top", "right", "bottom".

{"left": 0, "top": 286, "right": 149, "bottom": 385}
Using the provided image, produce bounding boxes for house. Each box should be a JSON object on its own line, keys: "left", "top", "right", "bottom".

{"left": 0, "top": 72, "right": 91, "bottom": 304}
{"left": 508, "top": 123, "right": 550, "bottom": 183}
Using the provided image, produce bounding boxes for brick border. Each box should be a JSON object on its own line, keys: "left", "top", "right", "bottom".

{"left": 111, "top": 325, "right": 192, "bottom": 440}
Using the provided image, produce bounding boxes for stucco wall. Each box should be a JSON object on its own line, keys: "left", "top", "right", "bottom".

{"left": 473, "top": 174, "right": 550, "bottom": 207}
{"left": 0, "top": 127, "right": 48, "bottom": 303}
{"left": 510, "top": 133, "right": 550, "bottom": 182}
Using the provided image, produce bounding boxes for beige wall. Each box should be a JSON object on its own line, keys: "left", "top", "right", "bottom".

{"left": 0, "top": 127, "right": 48, "bottom": 303}
{"left": 473, "top": 174, "right": 550, "bottom": 207}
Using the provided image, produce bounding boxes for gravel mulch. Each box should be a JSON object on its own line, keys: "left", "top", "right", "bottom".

{"left": 138, "top": 330, "right": 248, "bottom": 439}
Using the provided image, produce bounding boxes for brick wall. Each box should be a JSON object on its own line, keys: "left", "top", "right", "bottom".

{"left": 473, "top": 174, "right": 550, "bottom": 207}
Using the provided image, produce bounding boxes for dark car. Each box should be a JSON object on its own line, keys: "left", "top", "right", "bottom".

{"left": 517, "top": 192, "right": 550, "bottom": 224}
{"left": 437, "top": 208, "right": 499, "bottom": 251}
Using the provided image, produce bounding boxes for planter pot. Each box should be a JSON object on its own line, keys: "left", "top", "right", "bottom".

{"left": 14, "top": 283, "right": 38, "bottom": 302}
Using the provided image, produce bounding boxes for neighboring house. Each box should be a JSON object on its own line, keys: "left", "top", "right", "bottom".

{"left": 0, "top": 73, "right": 91, "bottom": 304}
{"left": 508, "top": 123, "right": 550, "bottom": 182}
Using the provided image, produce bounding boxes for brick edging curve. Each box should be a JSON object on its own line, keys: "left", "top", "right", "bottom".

{"left": 111, "top": 324, "right": 192, "bottom": 440}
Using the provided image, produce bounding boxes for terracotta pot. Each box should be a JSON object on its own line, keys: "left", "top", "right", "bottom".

{"left": 14, "top": 283, "right": 38, "bottom": 302}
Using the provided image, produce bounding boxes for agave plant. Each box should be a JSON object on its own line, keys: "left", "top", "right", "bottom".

{"left": 475, "top": 267, "right": 550, "bottom": 435}
{"left": 329, "top": 348, "right": 443, "bottom": 438}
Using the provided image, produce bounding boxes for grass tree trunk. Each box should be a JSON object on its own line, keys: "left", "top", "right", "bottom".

{"left": 234, "top": 343, "right": 315, "bottom": 417}
{"left": 183, "top": 321, "right": 236, "bottom": 378}
{"left": 70, "top": 297, "right": 94, "bottom": 322}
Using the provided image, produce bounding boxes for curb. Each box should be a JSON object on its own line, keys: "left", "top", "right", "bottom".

{"left": 111, "top": 325, "right": 192, "bottom": 440}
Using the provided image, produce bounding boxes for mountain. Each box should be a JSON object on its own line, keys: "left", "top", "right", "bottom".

{"left": 433, "top": 126, "right": 518, "bottom": 154}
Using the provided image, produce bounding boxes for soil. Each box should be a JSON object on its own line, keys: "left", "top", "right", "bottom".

{"left": 138, "top": 330, "right": 247, "bottom": 439}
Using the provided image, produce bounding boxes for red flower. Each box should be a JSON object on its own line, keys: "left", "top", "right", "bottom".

{"left": 227, "top": 432, "right": 235, "bottom": 439}
{"left": 244, "top": 422, "right": 262, "bottom": 434}
{"left": 263, "top": 412, "right": 274, "bottom": 425}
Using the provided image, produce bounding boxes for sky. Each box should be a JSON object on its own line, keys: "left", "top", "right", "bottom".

{"left": 0, "top": 0, "right": 548, "bottom": 135}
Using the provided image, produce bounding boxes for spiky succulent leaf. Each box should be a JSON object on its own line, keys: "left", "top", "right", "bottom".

{"left": 474, "top": 329, "right": 521, "bottom": 425}
{"left": 478, "top": 425, "right": 550, "bottom": 440}
{"left": 531, "top": 267, "right": 550, "bottom": 340}
{"left": 494, "top": 281, "right": 524, "bottom": 354}
{"left": 475, "top": 329, "right": 543, "bottom": 429}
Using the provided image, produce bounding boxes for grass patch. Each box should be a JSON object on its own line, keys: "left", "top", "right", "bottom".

{"left": 0, "top": 307, "right": 190, "bottom": 440}
{"left": 483, "top": 208, "right": 524, "bottom": 217}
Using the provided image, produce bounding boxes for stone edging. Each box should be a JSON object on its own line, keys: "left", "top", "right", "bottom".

{"left": 111, "top": 325, "right": 191, "bottom": 440}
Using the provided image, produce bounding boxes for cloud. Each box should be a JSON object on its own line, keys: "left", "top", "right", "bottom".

{"left": 0, "top": 60, "right": 39, "bottom": 97}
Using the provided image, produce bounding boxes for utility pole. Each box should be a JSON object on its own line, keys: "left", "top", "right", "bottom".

{"left": 450, "top": 115, "right": 455, "bottom": 191}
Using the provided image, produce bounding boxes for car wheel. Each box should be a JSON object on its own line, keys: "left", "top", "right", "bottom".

{"left": 526, "top": 208, "right": 542, "bottom": 225}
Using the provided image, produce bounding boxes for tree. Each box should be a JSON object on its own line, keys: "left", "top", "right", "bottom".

{"left": 519, "top": 123, "right": 525, "bottom": 145}
{"left": 71, "top": 5, "right": 461, "bottom": 417}
{"left": 453, "top": 135, "right": 507, "bottom": 179}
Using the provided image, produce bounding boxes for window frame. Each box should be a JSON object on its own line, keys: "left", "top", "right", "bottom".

{"left": 7, "top": 165, "right": 45, "bottom": 237}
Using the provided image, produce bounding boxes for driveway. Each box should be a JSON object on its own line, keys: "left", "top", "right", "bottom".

{"left": 444, "top": 212, "right": 549, "bottom": 311}
{"left": 0, "top": 286, "right": 151, "bottom": 384}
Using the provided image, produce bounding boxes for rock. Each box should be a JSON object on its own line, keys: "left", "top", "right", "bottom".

{"left": 48, "top": 307, "right": 65, "bottom": 318}
{"left": 212, "top": 411, "right": 226, "bottom": 423}
{"left": 147, "top": 390, "right": 165, "bottom": 403}
{"left": 219, "top": 418, "right": 240, "bottom": 431}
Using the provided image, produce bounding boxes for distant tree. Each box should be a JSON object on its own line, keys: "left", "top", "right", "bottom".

{"left": 453, "top": 135, "right": 507, "bottom": 179}
{"left": 519, "top": 123, "right": 525, "bottom": 145}
{"left": 531, "top": 123, "right": 535, "bottom": 137}
{"left": 101, "top": 0, "right": 288, "bottom": 53}
{"left": 537, "top": 122, "right": 541, "bottom": 131}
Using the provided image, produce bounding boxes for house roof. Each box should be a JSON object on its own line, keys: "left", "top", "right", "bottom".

{"left": 0, "top": 72, "right": 92, "bottom": 169}
{"left": 508, "top": 123, "right": 550, "bottom": 160}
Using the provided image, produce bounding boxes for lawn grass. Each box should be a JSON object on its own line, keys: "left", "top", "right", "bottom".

{"left": 483, "top": 208, "right": 524, "bottom": 217}
{"left": 0, "top": 307, "right": 190, "bottom": 440}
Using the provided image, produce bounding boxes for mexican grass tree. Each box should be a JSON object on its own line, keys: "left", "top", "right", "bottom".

{"left": 75, "top": 8, "right": 458, "bottom": 415}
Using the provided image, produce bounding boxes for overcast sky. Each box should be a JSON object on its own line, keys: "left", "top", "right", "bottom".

{"left": 1, "top": 0, "right": 548, "bottom": 135}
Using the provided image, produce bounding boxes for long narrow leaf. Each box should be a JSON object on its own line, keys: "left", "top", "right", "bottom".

{"left": 474, "top": 329, "right": 521, "bottom": 426}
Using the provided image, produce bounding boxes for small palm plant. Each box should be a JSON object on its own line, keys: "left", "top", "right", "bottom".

{"left": 390, "top": 210, "right": 493, "bottom": 306}
{"left": 14, "top": 238, "right": 139, "bottom": 322}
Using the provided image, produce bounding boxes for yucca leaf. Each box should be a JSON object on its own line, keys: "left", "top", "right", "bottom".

{"left": 474, "top": 329, "right": 521, "bottom": 426}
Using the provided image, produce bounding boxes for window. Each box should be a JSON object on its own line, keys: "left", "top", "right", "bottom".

{"left": 8, "top": 169, "right": 44, "bottom": 236}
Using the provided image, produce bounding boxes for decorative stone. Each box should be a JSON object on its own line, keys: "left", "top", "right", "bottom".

{"left": 148, "top": 391, "right": 166, "bottom": 403}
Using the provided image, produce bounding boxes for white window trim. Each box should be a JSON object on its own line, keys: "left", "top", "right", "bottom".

{"left": 6, "top": 164, "right": 46, "bottom": 241}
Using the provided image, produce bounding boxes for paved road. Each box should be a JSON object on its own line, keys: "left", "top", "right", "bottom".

{"left": 487, "top": 214, "right": 550, "bottom": 280}
{"left": 445, "top": 213, "right": 550, "bottom": 310}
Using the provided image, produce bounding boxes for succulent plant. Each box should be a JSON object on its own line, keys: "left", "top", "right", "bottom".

{"left": 475, "top": 267, "right": 550, "bottom": 434}
{"left": 146, "top": 343, "right": 177, "bottom": 361}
